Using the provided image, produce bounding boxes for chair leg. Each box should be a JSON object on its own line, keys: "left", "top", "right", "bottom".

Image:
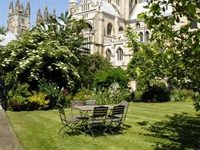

{"left": 58, "top": 125, "right": 67, "bottom": 134}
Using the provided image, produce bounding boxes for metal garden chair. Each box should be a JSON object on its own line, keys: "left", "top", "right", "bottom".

{"left": 57, "top": 104, "right": 82, "bottom": 134}
{"left": 86, "top": 106, "right": 108, "bottom": 136}
{"left": 119, "top": 101, "right": 129, "bottom": 123}
{"left": 105, "top": 105, "right": 125, "bottom": 133}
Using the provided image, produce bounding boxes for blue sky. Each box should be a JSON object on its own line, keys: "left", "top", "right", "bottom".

{"left": 0, "top": 0, "right": 69, "bottom": 27}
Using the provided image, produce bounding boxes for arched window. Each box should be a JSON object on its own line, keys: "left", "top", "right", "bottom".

{"left": 136, "top": 21, "right": 140, "bottom": 28}
{"left": 145, "top": 31, "right": 150, "bottom": 41}
{"left": 139, "top": 32, "right": 143, "bottom": 42}
{"left": 106, "top": 49, "right": 112, "bottom": 61}
{"left": 117, "top": 48, "right": 123, "bottom": 61}
{"left": 107, "top": 23, "right": 113, "bottom": 35}
{"left": 119, "top": 26, "right": 124, "bottom": 32}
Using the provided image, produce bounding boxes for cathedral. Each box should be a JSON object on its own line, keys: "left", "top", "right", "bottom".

{"left": 68, "top": 0, "right": 172, "bottom": 67}
{"left": 6, "top": 0, "right": 172, "bottom": 67}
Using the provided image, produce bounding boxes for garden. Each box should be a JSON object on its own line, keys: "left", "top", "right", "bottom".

{"left": 0, "top": 0, "right": 200, "bottom": 149}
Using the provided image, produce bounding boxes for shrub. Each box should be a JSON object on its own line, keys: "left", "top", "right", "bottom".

{"left": 9, "top": 95, "right": 27, "bottom": 111}
{"left": 94, "top": 67, "right": 129, "bottom": 91}
{"left": 170, "top": 89, "right": 196, "bottom": 102}
{"left": 72, "top": 88, "right": 93, "bottom": 101}
{"left": 93, "top": 83, "right": 130, "bottom": 105}
{"left": 8, "top": 83, "right": 31, "bottom": 111}
{"left": 141, "top": 80, "right": 170, "bottom": 102}
{"left": 39, "top": 82, "right": 69, "bottom": 108}
{"left": 27, "top": 92, "right": 49, "bottom": 110}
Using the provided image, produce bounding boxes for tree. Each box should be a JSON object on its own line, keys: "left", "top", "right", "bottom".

{"left": 127, "top": 0, "right": 200, "bottom": 109}
{"left": 0, "top": 26, "right": 5, "bottom": 35}
{"left": 0, "top": 13, "right": 88, "bottom": 90}
{"left": 139, "top": 0, "right": 200, "bottom": 91}
{"left": 75, "top": 53, "right": 112, "bottom": 90}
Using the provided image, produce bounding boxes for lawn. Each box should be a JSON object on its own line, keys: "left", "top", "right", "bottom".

{"left": 7, "top": 102, "right": 200, "bottom": 150}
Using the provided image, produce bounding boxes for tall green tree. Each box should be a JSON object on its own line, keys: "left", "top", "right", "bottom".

{"left": 127, "top": 0, "right": 200, "bottom": 109}
{"left": 139, "top": 0, "right": 200, "bottom": 91}
{"left": 0, "top": 13, "right": 87, "bottom": 90}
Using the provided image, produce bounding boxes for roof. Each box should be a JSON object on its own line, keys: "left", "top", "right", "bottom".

{"left": 130, "top": 2, "right": 148, "bottom": 20}
{"left": 0, "top": 32, "right": 17, "bottom": 46}
{"left": 90, "top": 0, "right": 116, "bottom": 16}
{"left": 130, "top": 2, "right": 172, "bottom": 20}
{"left": 100, "top": 1, "right": 116, "bottom": 16}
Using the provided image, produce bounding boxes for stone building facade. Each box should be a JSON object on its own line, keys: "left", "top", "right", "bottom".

{"left": 68, "top": 0, "right": 157, "bottom": 67}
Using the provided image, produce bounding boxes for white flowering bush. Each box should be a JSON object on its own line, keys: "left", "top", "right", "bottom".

{"left": 0, "top": 13, "right": 87, "bottom": 91}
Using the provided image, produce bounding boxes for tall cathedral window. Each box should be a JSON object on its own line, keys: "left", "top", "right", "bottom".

{"left": 119, "top": 26, "right": 124, "bottom": 32}
{"left": 107, "top": 23, "right": 113, "bottom": 35}
{"left": 145, "top": 31, "right": 150, "bottom": 41}
{"left": 106, "top": 49, "right": 112, "bottom": 61}
{"left": 117, "top": 48, "right": 123, "bottom": 61}
{"left": 139, "top": 32, "right": 143, "bottom": 42}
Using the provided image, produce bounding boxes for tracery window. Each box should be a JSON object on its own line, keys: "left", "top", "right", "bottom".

{"left": 107, "top": 23, "right": 113, "bottom": 35}
{"left": 106, "top": 49, "right": 112, "bottom": 61}
{"left": 117, "top": 48, "right": 123, "bottom": 61}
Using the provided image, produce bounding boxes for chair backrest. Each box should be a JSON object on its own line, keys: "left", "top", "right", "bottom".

{"left": 57, "top": 104, "right": 67, "bottom": 125}
{"left": 92, "top": 106, "right": 108, "bottom": 118}
{"left": 111, "top": 105, "right": 125, "bottom": 117}
{"left": 71, "top": 101, "right": 85, "bottom": 107}
{"left": 119, "top": 101, "right": 129, "bottom": 122}
{"left": 85, "top": 100, "right": 96, "bottom": 105}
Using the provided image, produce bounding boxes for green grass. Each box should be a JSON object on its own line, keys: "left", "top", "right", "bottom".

{"left": 7, "top": 102, "right": 200, "bottom": 150}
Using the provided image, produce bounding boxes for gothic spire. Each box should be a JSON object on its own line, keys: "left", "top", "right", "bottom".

{"left": 15, "top": 0, "right": 20, "bottom": 12}
{"left": 36, "top": 8, "right": 43, "bottom": 24}
{"left": 25, "top": 0, "right": 31, "bottom": 16}
{"left": 52, "top": 9, "right": 56, "bottom": 18}
{"left": 9, "top": 0, "right": 14, "bottom": 14}
{"left": 20, "top": 3, "right": 24, "bottom": 13}
{"left": 43, "top": 6, "right": 49, "bottom": 23}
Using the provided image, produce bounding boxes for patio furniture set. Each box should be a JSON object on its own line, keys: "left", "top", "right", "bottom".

{"left": 58, "top": 100, "right": 129, "bottom": 136}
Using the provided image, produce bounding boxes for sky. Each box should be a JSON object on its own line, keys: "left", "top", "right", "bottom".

{"left": 0, "top": 0, "right": 69, "bottom": 27}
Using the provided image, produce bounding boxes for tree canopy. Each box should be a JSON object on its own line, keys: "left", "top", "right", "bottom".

{"left": 127, "top": 0, "right": 200, "bottom": 109}
{"left": 0, "top": 13, "right": 88, "bottom": 90}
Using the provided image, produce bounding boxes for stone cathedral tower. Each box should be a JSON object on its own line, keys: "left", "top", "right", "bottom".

{"left": 7, "top": 0, "right": 30, "bottom": 36}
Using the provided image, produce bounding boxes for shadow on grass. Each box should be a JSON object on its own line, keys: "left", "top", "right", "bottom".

{"left": 61, "top": 124, "right": 132, "bottom": 138}
{"left": 145, "top": 113, "right": 200, "bottom": 150}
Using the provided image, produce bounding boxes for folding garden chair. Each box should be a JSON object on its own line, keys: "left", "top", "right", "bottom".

{"left": 57, "top": 104, "right": 81, "bottom": 134}
{"left": 86, "top": 106, "right": 108, "bottom": 136}
{"left": 105, "top": 105, "right": 125, "bottom": 133}
{"left": 119, "top": 101, "right": 129, "bottom": 123}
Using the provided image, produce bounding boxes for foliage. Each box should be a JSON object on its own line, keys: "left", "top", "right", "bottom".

{"left": 141, "top": 80, "right": 170, "bottom": 102}
{"left": 39, "top": 82, "right": 69, "bottom": 108}
{"left": 93, "top": 83, "right": 130, "bottom": 105}
{"left": 72, "top": 88, "right": 93, "bottom": 101}
{"left": 94, "top": 67, "right": 129, "bottom": 91}
{"left": 0, "top": 12, "right": 87, "bottom": 91}
{"left": 170, "top": 89, "right": 197, "bottom": 102}
{"left": 75, "top": 53, "right": 112, "bottom": 90}
{"left": 0, "top": 26, "right": 5, "bottom": 35}
{"left": 27, "top": 92, "right": 49, "bottom": 110}
{"left": 137, "top": 0, "right": 200, "bottom": 110}
{"left": 127, "top": 28, "right": 167, "bottom": 91}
